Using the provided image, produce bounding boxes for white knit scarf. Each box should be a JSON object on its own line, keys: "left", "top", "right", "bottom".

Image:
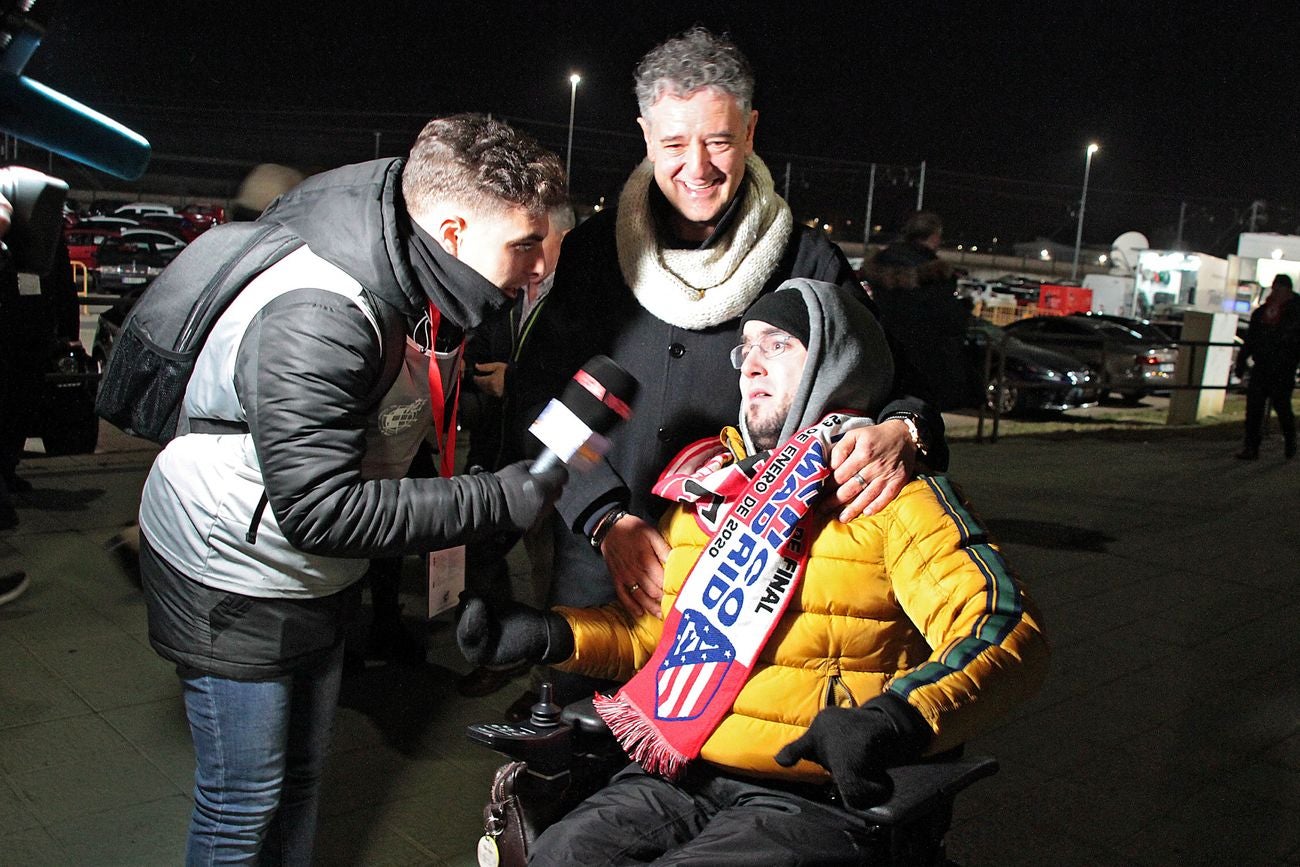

{"left": 615, "top": 154, "right": 794, "bottom": 330}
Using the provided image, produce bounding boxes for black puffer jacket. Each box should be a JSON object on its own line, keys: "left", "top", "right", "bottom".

{"left": 139, "top": 159, "right": 537, "bottom": 601}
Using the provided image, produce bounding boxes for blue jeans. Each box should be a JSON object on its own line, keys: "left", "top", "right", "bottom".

{"left": 180, "top": 642, "right": 344, "bottom": 866}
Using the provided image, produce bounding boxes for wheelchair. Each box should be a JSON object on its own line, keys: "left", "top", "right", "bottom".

{"left": 467, "top": 683, "right": 998, "bottom": 866}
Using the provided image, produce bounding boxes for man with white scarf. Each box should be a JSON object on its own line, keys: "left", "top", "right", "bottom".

{"left": 513, "top": 28, "right": 947, "bottom": 677}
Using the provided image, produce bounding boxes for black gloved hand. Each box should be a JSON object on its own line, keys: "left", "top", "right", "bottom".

{"left": 456, "top": 597, "right": 575, "bottom": 667}
{"left": 774, "top": 692, "right": 932, "bottom": 809}
{"left": 495, "top": 460, "right": 568, "bottom": 532}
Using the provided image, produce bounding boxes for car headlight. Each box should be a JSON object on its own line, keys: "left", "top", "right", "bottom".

{"left": 1014, "top": 361, "right": 1062, "bottom": 381}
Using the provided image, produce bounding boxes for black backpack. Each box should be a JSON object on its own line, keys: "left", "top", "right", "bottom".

{"left": 95, "top": 221, "right": 304, "bottom": 444}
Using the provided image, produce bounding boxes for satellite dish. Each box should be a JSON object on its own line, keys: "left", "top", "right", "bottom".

{"left": 1109, "top": 231, "right": 1149, "bottom": 275}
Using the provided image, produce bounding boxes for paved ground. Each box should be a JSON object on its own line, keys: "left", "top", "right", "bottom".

{"left": 2, "top": 398, "right": 1298, "bottom": 865}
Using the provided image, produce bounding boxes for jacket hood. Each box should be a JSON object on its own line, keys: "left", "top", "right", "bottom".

{"left": 260, "top": 159, "right": 417, "bottom": 315}
{"left": 740, "top": 280, "right": 895, "bottom": 452}
{"left": 258, "top": 158, "right": 507, "bottom": 331}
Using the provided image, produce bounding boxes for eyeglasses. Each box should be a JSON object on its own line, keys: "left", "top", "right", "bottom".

{"left": 729, "top": 332, "right": 795, "bottom": 369}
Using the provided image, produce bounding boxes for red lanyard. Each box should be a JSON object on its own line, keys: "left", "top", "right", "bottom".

{"left": 426, "top": 301, "right": 464, "bottom": 478}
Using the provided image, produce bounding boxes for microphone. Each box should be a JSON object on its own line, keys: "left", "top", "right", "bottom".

{"left": 0, "top": 75, "right": 151, "bottom": 180}
{"left": 529, "top": 355, "right": 637, "bottom": 475}
{"left": 0, "top": 4, "right": 152, "bottom": 180}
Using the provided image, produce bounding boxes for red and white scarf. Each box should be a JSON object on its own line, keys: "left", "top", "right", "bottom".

{"left": 594, "top": 413, "right": 869, "bottom": 778}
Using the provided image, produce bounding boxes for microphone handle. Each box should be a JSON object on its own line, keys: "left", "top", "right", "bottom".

{"left": 530, "top": 449, "right": 562, "bottom": 475}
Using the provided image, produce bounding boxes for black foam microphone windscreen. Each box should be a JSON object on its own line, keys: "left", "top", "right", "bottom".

{"left": 531, "top": 355, "right": 638, "bottom": 474}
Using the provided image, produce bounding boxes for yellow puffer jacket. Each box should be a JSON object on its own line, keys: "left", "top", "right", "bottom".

{"left": 555, "top": 473, "right": 1049, "bottom": 784}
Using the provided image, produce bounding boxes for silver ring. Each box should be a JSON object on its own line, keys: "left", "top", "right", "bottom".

{"left": 852, "top": 471, "right": 867, "bottom": 487}
{"left": 628, "top": 583, "right": 640, "bottom": 594}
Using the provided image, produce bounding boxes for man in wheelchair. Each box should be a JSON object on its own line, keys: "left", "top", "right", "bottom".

{"left": 460, "top": 280, "right": 1048, "bottom": 865}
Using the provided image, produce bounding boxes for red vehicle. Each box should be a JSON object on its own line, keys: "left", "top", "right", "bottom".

{"left": 63, "top": 225, "right": 121, "bottom": 272}
{"left": 180, "top": 202, "right": 226, "bottom": 231}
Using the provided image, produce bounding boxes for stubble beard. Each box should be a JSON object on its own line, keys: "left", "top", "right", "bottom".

{"left": 747, "top": 402, "right": 791, "bottom": 453}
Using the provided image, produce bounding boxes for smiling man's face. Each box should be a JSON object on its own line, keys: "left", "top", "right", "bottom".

{"left": 638, "top": 87, "right": 757, "bottom": 244}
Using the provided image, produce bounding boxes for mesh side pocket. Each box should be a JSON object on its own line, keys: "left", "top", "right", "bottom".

{"left": 94, "top": 324, "right": 192, "bottom": 444}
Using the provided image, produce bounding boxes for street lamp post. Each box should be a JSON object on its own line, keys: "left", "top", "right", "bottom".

{"left": 566, "top": 73, "right": 581, "bottom": 183}
{"left": 1070, "top": 142, "right": 1099, "bottom": 282}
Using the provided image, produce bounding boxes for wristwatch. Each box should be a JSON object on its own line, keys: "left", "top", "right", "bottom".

{"left": 883, "top": 412, "right": 928, "bottom": 460}
{"left": 589, "top": 506, "right": 628, "bottom": 551}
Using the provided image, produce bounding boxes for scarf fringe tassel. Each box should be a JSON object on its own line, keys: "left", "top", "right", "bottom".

{"left": 593, "top": 691, "right": 689, "bottom": 780}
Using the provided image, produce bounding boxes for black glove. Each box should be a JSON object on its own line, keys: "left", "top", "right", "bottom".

{"left": 774, "top": 692, "right": 931, "bottom": 809}
{"left": 495, "top": 460, "right": 568, "bottom": 533}
{"left": 456, "top": 597, "right": 575, "bottom": 667}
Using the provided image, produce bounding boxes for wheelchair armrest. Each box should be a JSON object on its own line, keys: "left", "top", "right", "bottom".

{"left": 855, "top": 755, "right": 998, "bottom": 826}
{"left": 560, "top": 695, "right": 610, "bottom": 736}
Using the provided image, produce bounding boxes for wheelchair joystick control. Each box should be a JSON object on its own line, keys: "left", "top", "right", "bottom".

{"left": 529, "top": 682, "right": 563, "bottom": 728}
{"left": 465, "top": 681, "right": 574, "bottom": 775}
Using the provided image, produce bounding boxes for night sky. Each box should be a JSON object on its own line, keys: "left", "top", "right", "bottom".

{"left": 23, "top": 1, "right": 1300, "bottom": 254}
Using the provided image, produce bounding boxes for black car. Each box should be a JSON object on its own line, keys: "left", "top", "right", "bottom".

{"left": 95, "top": 234, "right": 178, "bottom": 294}
{"left": 964, "top": 319, "right": 1102, "bottom": 415}
{"left": 90, "top": 286, "right": 141, "bottom": 375}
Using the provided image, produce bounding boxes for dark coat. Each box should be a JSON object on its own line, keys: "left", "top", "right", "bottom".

{"left": 1238, "top": 294, "right": 1300, "bottom": 387}
{"left": 862, "top": 242, "right": 967, "bottom": 410}
{"left": 513, "top": 207, "right": 945, "bottom": 539}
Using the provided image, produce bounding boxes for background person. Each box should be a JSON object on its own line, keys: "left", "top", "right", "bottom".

{"left": 1235, "top": 273, "right": 1300, "bottom": 460}
{"left": 0, "top": 190, "right": 27, "bottom": 596}
{"left": 457, "top": 202, "right": 576, "bottom": 698}
{"left": 461, "top": 280, "right": 1047, "bottom": 865}
{"left": 860, "top": 210, "right": 967, "bottom": 410}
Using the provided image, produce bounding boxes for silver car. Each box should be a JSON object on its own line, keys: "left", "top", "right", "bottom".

{"left": 1003, "top": 315, "right": 1177, "bottom": 402}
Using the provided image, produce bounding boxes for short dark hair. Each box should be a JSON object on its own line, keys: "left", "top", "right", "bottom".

{"left": 901, "top": 211, "right": 943, "bottom": 243}
{"left": 1273, "top": 274, "right": 1293, "bottom": 291}
{"left": 634, "top": 26, "right": 754, "bottom": 117}
{"left": 402, "top": 113, "right": 567, "bottom": 217}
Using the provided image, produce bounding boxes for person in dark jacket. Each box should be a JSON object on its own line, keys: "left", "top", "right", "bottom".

{"left": 456, "top": 202, "right": 575, "bottom": 697}
{"left": 136, "top": 115, "right": 569, "bottom": 864}
{"left": 512, "top": 28, "right": 946, "bottom": 655}
{"left": 860, "top": 210, "right": 967, "bottom": 410}
{"left": 1235, "top": 273, "right": 1300, "bottom": 460}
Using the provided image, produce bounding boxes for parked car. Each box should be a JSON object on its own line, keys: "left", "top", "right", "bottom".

{"left": 91, "top": 287, "right": 140, "bottom": 374}
{"left": 120, "top": 227, "right": 187, "bottom": 256}
{"left": 1003, "top": 314, "right": 1177, "bottom": 401}
{"left": 85, "top": 199, "right": 132, "bottom": 217}
{"left": 964, "top": 319, "right": 1103, "bottom": 414}
{"left": 114, "top": 201, "right": 175, "bottom": 220}
{"left": 1145, "top": 311, "right": 1251, "bottom": 391}
{"left": 63, "top": 226, "right": 120, "bottom": 274}
{"left": 74, "top": 215, "right": 141, "bottom": 231}
{"left": 180, "top": 202, "right": 226, "bottom": 230}
{"left": 139, "top": 212, "right": 206, "bottom": 242}
{"left": 95, "top": 234, "right": 176, "bottom": 293}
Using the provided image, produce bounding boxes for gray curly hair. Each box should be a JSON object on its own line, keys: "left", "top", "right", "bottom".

{"left": 634, "top": 26, "right": 755, "bottom": 117}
